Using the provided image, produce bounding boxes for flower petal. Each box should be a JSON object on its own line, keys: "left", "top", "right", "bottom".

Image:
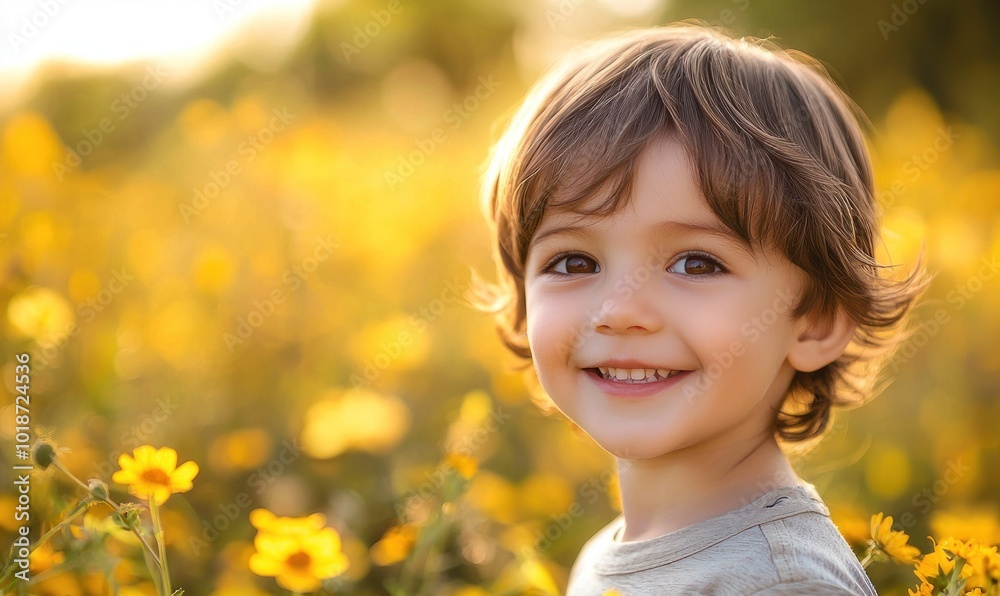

{"left": 248, "top": 552, "right": 282, "bottom": 576}
{"left": 111, "top": 469, "right": 138, "bottom": 484}
{"left": 156, "top": 447, "right": 178, "bottom": 472}
{"left": 132, "top": 445, "right": 158, "bottom": 465}
{"left": 117, "top": 452, "right": 138, "bottom": 471}
{"left": 250, "top": 508, "right": 277, "bottom": 530}
{"left": 276, "top": 571, "right": 321, "bottom": 592}
{"left": 171, "top": 461, "right": 199, "bottom": 488}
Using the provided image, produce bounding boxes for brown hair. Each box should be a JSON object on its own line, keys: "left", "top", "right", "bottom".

{"left": 475, "top": 22, "right": 929, "bottom": 443}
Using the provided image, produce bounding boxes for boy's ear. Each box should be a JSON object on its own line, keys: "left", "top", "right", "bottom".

{"left": 787, "top": 307, "right": 857, "bottom": 373}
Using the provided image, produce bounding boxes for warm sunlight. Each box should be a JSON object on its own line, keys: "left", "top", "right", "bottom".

{"left": 0, "top": 0, "right": 321, "bottom": 96}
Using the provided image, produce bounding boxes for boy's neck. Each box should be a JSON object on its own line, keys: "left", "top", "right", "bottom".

{"left": 614, "top": 434, "right": 801, "bottom": 542}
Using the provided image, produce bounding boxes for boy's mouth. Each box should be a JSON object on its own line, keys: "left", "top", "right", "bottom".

{"left": 592, "top": 367, "right": 687, "bottom": 383}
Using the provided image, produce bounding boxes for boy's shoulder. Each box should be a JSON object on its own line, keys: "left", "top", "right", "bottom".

{"left": 565, "top": 484, "right": 877, "bottom": 596}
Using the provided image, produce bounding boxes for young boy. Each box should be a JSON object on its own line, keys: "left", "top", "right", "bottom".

{"left": 476, "top": 23, "right": 928, "bottom": 595}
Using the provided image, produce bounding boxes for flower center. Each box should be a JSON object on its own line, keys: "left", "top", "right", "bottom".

{"left": 140, "top": 468, "right": 171, "bottom": 486}
{"left": 287, "top": 550, "right": 312, "bottom": 570}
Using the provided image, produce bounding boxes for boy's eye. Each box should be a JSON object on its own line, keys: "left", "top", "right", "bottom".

{"left": 546, "top": 254, "right": 600, "bottom": 275}
{"left": 668, "top": 253, "right": 725, "bottom": 276}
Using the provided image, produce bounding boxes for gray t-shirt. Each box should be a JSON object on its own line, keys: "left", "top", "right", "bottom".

{"left": 565, "top": 484, "right": 877, "bottom": 595}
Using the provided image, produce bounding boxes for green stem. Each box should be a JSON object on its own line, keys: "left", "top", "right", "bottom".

{"left": 50, "top": 460, "right": 162, "bottom": 571}
{"left": 859, "top": 542, "right": 877, "bottom": 569}
{"left": 149, "top": 499, "right": 172, "bottom": 596}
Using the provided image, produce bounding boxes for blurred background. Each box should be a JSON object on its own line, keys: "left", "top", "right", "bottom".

{"left": 0, "top": 0, "right": 998, "bottom": 594}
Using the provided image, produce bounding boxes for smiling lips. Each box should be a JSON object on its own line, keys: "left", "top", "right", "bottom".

{"left": 595, "top": 367, "right": 686, "bottom": 383}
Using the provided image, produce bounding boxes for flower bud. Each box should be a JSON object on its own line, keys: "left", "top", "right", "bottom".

{"left": 34, "top": 441, "right": 56, "bottom": 470}
{"left": 87, "top": 478, "right": 109, "bottom": 501}
{"left": 114, "top": 503, "right": 142, "bottom": 529}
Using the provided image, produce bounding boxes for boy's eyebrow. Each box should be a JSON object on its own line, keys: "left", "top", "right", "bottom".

{"left": 532, "top": 219, "right": 752, "bottom": 254}
{"left": 658, "top": 221, "right": 748, "bottom": 249}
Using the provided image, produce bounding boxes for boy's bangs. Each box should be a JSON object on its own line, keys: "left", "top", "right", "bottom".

{"left": 522, "top": 60, "right": 779, "bottom": 257}
{"left": 520, "top": 80, "right": 667, "bottom": 226}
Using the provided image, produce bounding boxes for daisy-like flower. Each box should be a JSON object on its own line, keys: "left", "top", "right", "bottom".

{"left": 916, "top": 537, "right": 1000, "bottom": 594}
{"left": 915, "top": 537, "right": 973, "bottom": 584}
{"left": 111, "top": 445, "right": 199, "bottom": 505}
{"left": 961, "top": 541, "right": 1000, "bottom": 592}
{"left": 869, "top": 513, "right": 921, "bottom": 564}
{"left": 248, "top": 508, "right": 349, "bottom": 592}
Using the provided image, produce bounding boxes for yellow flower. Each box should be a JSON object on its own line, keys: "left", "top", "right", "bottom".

{"left": 370, "top": 524, "right": 418, "bottom": 565}
{"left": 250, "top": 508, "right": 327, "bottom": 536}
{"left": 248, "top": 508, "right": 349, "bottom": 592}
{"left": 944, "top": 539, "right": 1000, "bottom": 592}
{"left": 111, "top": 445, "right": 199, "bottom": 505}
{"left": 870, "top": 513, "right": 921, "bottom": 564}
{"left": 914, "top": 537, "right": 974, "bottom": 587}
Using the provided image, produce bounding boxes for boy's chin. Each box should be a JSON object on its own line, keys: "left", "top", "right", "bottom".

{"left": 588, "top": 432, "right": 685, "bottom": 462}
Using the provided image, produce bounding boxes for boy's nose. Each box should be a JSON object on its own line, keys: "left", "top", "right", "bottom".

{"left": 593, "top": 278, "right": 664, "bottom": 336}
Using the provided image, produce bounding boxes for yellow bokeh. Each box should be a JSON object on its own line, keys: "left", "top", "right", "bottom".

{"left": 300, "top": 388, "right": 411, "bottom": 459}
{"left": 466, "top": 471, "right": 519, "bottom": 525}
{"left": 930, "top": 507, "right": 1000, "bottom": 543}
{"left": 865, "top": 444, "right": 912, "bottom": 500}
{"left": 341, "top": 534, "right": 371, "bottom": 581}
{"left": 0, "top": 495, "right": 20, "bottom": 532}
{"left": 194, "top": 244, "right": 238, "bottom": 293}
{"left": 230, "top": 94, "right": 270, "bottom": 133}
{"left": 67, "top": 268, "right": 103, "bottom": 303}
{"left": 0, "top": 185, "right": 19, "bottom": 226}
{"left": 147, "top": 299, "right": 211, "bottom": 367}
{"left": 179, "top": 98, "right": 231, "bottom": 148}
{"left": 20, "top": 210, "right": 70, "bottom": 253}
{"left": 879, "top": 207, "right": 926, "bottom": 272}
{"left": 827, "top": 501, "right": 871, "bottom": 546}
{"left": 210, "top": 427, "right": 274, "bottom": 470}
{"left": 7, "top": 285, "right": 75, "bottom": 341}
{"left": 126, "top": 228, "right": 166, "bottom": 282}
{"left": 1, "top": 111, "right": 63, "bottom": 176}
{"left": 350, "top": 312, "right": 431, "bottom": 373}
{"left": 930, "top": 214, "right": 985, "bottom": 273}
{"left": 518, "top": 473, "right": 574, "bottom": 519}
{"left": 881, "top": 89, "right": 947, "bottom": 161}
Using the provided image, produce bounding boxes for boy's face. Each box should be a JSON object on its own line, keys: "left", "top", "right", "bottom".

{"left": 523, "top": 134, "right": 810, "bottom": 460}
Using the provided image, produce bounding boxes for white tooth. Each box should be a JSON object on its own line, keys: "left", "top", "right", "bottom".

{"left": 615, "top": 368, "right": 630, "bottom": 381}
{"left": 630, "top": 369, "right": 644, "bottom": 380}
{"left": 656, "top": 368, "right": 669, "bottom": 378}
{"left": 644, "top": 369, "right": 654, "bottom": 379}
{"left": 599, "top": 367, "right": 608, "bottom": 377}
{"left": 668, "top": 370, "right": 682, "bottom": 378}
